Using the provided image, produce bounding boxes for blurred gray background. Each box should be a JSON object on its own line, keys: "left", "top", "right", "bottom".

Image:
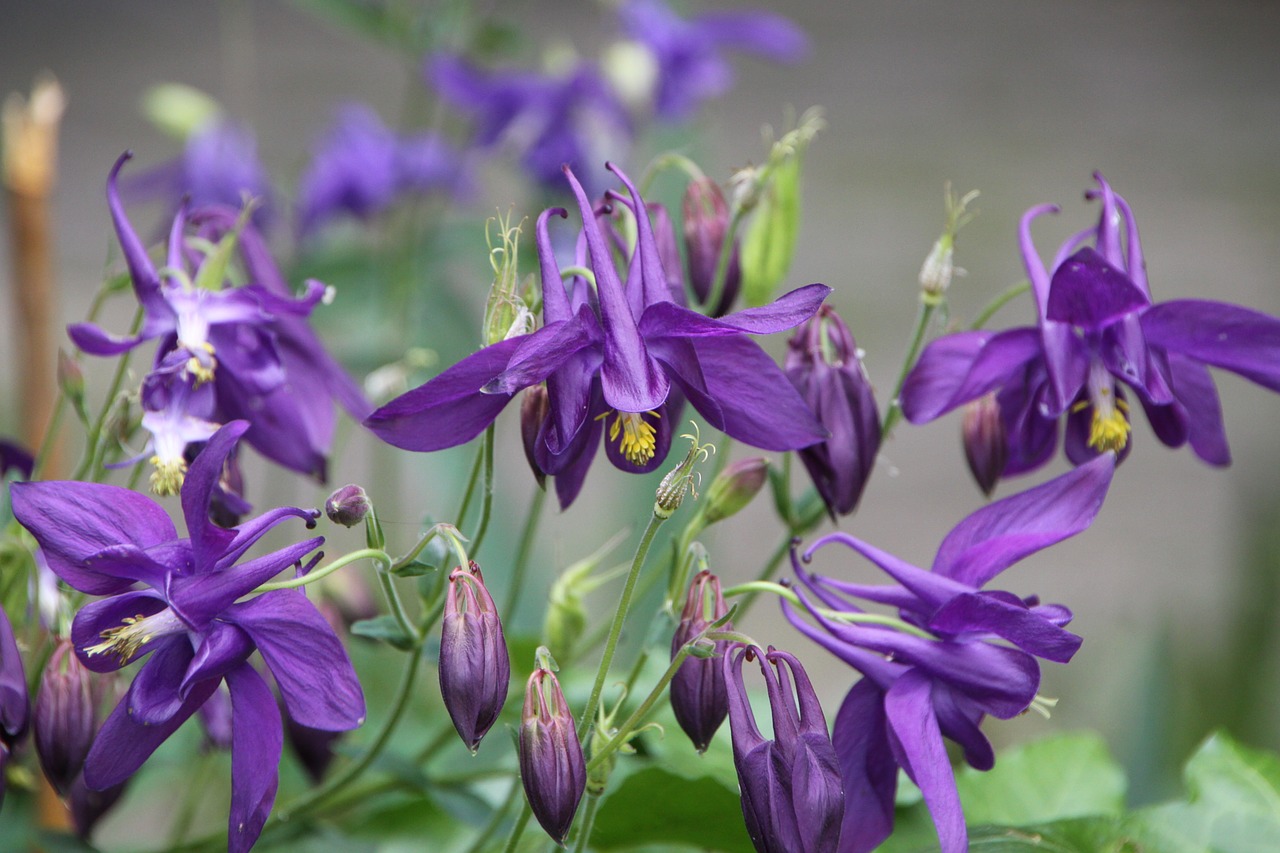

{"left": 3, "top": 0, "right": 1280, "bottom": 807}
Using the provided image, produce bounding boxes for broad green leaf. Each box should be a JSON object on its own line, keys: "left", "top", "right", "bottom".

{"left": 590, "top": 767, "right": 753, "bottom": 852}
{"left": 350, "top": 615, "right": 415, "bottom": 650}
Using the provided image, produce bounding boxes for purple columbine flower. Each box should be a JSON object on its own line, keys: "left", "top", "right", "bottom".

{"left": 0, "top": 606, "right": 29, "bottom": 812}
{"left": 901, "top": 173, "right": 1280, "bottom": 485}
{"left": 366, "top": 162, "right": 828, "bottom": 508}
{"left": 670, "top": 570, "right": 732, "bottom": 752}
{"left": 785, "top": 305, "right": 881, "bottom": 517}
{"left": 783, "top": 453, "right": 1115, "bottom": 853}
{"left": 10, "top": 421, "right": 366, "bottom": 853}
{"left": 428, "top": 55, "right": 631, "bottom": 191}
{"left": 619, "top": 0, "right": 808, "bottom": 121}
{"left": 723, "top": 643, "right": 844, "bottom": 853}
{"left": 296, "top": 103, "right": 468, "bottom": 236}
{"left": 70, "top": 153, "right": 370, "bottom": 486}
{"left": 439, "top": 562, "right": 510, "bottom": 752}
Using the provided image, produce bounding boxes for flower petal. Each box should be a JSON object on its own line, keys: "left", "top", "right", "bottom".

{"left": 182, "top": 422, "right": 250, "bottom": 572}
{"left": 901, "top": 327, "right": 1043, "bottom": 424}
{"left": 1045, "top": 248, "right": 1148, "bottom": 329}
{"left": 640, "top": 283, "right": 830, "bottom": 339}
{"left": 169, "top": 536, "right": 323, "bottom": 631}
{"left": 71, "top": 591, "right": 168, "bottom": 673}
{"left": 181, "top": 621, "right": 255, "bottom": 699}
{"left": 1166, "top": 353, "right": 1231, "bottom": 465}
{"left": 226, "top": 663, "right": 282, "bottom": 853}
{"left": 931, "top": 453, "right": 1115, "bottom": 587}
{"left": 224, "top": 591, "right": 365, "bottom": 730}
{"left": 831, "top": 679, "right": 897, "bottom": 853}
{"left": 1142, "top": 299, "right": 1280, "bottom": 393}
{"left": 127, "top": 638, "right": 195, "bottom": 725}
{"left": 928, "top": 592, "right": 1082, "bottom": 663}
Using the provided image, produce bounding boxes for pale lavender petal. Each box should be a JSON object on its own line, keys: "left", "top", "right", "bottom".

{"left": 226, "top": 664, "right": 282, "bottom": 853}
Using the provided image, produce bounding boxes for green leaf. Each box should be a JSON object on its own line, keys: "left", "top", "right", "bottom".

{"left": 740, "top": 154, "right": 802, "bottom": 307}
{"left": 956, "top": 732, "right": 1127, "bottom": 826}
{"left": 590, "top": 767, "right": 753, "bottom": 852}
{"left": 350, "top": 615, "right": 415, "bottom": 650}
{"left": 966, "top": 817, "right": 1137, "bottom": 852}
{"left": 1128, "top": 731, "right": 1280, "bottom": 853}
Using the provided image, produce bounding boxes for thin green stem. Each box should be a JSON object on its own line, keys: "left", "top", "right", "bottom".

{"left": 257, "top": 548, "right": 388, "bottom": 592}
{"left": 502, "top": 804, "right": 533, "bottom": 853}
{"left": 639, "top": 151, "right": 706, "bottom": 193}
{"left": 969, "top": 279, "right": 1031, "bottom": 330}
{"left": 880, "top": 298, "right": 939, "bottom": 438}
{"left": 30, "top": 390, "right": 66, "bottom": 480}
{"left": 587, "top": 645, "right": 690, "bottom": 773}
{"left": 572, "top": 792, "right": 601, "bottom": 853}
{"left": 723, "top": 581, "right": 934, "bottom": 638}
{"left": 464, "top": 780, "right": 523, "bottom": 853}
{"left": 455, "top": 438, "right": 485, "bottom": 526}
{"left": 578, "top": 513, "right": 666, "bottom": 740}
{"left": 505, "top": 485, "right": 546, "bottom": 618}
{"left": 74, "top": 305, "right": 143, "bottom": 481}
{"left": 734, "top": 533, "right": 795, "bottom": 619}
{"left": 470, "top": 424, "right": 496, "bottom": 557}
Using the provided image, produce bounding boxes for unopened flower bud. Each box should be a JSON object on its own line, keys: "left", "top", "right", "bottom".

{"left": 521, "top": 386, "right": 550, "bottom": 490}
{"left": 325, "top": 483, "right": 371, "bottom": 528}
{"left": 785, "top": 306, "right": 881, "bottom": 517}
{"left": 58, "top": 350, "right": 85, "bottom": 408}
{"left": 519, "top": 662, "right": 585, "bottom": 844}
{"left": 440, "top": 562, "right": 510, "bottom": 752}
{"left": 670, "top": 572, "right": 732, "bottom": 752}
{"left": 683, "top": 178, "right": 740, "bottom": 315}
{"left": 962, "top": 393, "right": 1007, "bottom": 497}
{"left": 703, "top": 458, "right": 768, "bottom": 524}
{"left": 0, "top": 608, "right": 30, "bottom": 810}
{"left": 34, "top": 641, "right": 97, "bottom": 795}
{"left": 919, "top": 183, "right": 978, "bottom": 301}
{"left": 650, "top": 202, "right": 687, "bottom": 305}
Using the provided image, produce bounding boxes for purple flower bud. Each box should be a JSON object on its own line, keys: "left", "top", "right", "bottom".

{"left": 68, "top": 770, "right": 127, "bottom": 840}
{"left": 325, "top": 483, "right": 372, "bottom": 528}
{"left": 683, "top": 178, "right": 740, "bottom": 315}
{"left": 670, "top": 571, "right": 732, "bottom": 752}
{"left": 519, "top": 666, "right": 585, "bottom": 844}
{"left": 724, "top": 644, "right": 844, "bottom": 853}
{"left": 440, "top": 562, "right": 510, "bottom": 752}
{"left": 0, "top": 608, "right": 30, "bottom": 810}
{"left": 286, "top": 713, "right": 341, "bottom": 783}
{"left": 703, "top": 457, "right": 768, "bottom": 524}
{"left": 34, "top": 641, "right": 98, "bottom": 795}
{"left": 521, "top": 386, "right": 551, "bottom": 490}
{"left": 649, "top": 202, "right": 687, "bottom": 306}
{"left": 962, "top": 393, "right": 1008, "bottom": 497}
{"left": 785, "top": 305, "right": 881, "bottom": 517}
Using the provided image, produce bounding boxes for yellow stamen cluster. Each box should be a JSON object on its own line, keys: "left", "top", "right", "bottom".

{"left": 84, "top": 614, "right": 158, "bottom": 665}
{"left": 185, "top": 342, "right": 218, "bottom": 385}
{"left": 1087, "top": 398, "right": 1130, "bottom": 453}
{"left": 149, "top": 455, "right": 187, "bottom": 496}
{"left": 608, "top": 411, "right": 660, "bottom": 466}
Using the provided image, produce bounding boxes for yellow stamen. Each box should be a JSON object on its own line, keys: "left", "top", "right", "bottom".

{"left": 149, "top": 455, "right": 187, "bottom": 496}
{"left": 84, "top": 609, "right": 181, "bottom": 665}
{"left": 185, "top": 341, "right": 217, "bottom": 385}
{"left": 606, "top": 410, "right": 660, "bottom": 466}
{"left": 1087, "top": 396, "right": 1130, "bottom": 453}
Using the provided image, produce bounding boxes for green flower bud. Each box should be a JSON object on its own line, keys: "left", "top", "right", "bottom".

{"left": 702, "top": 457, "right": 768, "bottom": 524}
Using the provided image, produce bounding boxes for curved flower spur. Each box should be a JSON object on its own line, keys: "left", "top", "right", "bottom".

{"left": 783, "top": 453, "right": 1115, "bottom": 853}
{"left": 10, "top": 421, "right": 365, "bottom": 853}
{"left": 365, "top": 161, "right": 830, "bottom": 507}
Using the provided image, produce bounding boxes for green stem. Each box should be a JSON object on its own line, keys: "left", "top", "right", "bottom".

{"left": 639, "top": 151, "right": 706, "bottom": 193}
{"left": 376, "top": 567, "right": 420, "bottom": 642}
{"left": 969, "top": 279, "right": 1031, "bottom": 330}
{"left": 572, "top": 792, "right": 601, "bottom": 853}
{"left": 74, "top": 305, "right": 143, "bottom": 482}
{"left": 464, "top": 780, "right": 523, "bottom": 853}
{"left": 587, "top": 644, "right": 691, "bottom": 773}
{"left": 734, "top": 533, "right": 795, "bottom": 619}
{"left": 470, "top": 424, "right": 496, "bottom": 558}
{"left": 502, "top": 803, "right": 533, "bottom": 853}
{"left": 578, "top": 513, "right": 666, "bottom": 740}
{"left": 257, "top": 548, "right": 388, "bottom": 592}
{"left": 505, "top": 485, "right": 546, "bottom": 618}
{"left": 455, "top": 437, "right": 485, "bottom": 526}
{"left": 30, "top": 390, "right": 66, "bottom": 480}
{"left": 880, "top": 298, "right": 939, "bottom": 439}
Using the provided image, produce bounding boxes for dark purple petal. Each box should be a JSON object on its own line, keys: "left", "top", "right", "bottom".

{"left": 83, "top": 675, "right": 218, "bottom": 790}
{"left": 901, "top": 327, "right": 1043, "bottom": 424}
{"left": 804, "top": 532, "right": 969, "bottom": 612}
{"left": 1045, "top": 248, "right": 1149, "bottom": 329}
{"left": 482, "top": 317, "right": 600, "bottom": 395}
{"left": 639, "top": 283, "right": 830, "bottom": 340}
{"left": 884, "top": 669, "right": 967, "bottom": 853}
{"left": 998, "top": 369, "right": 1060, "bottom": 476}
{"left": 0, "top": 609, "right": 29, "bottom": 741}
{"left": 830, "top": 679, "right": 896, "bottom": 853}
{"left": 71, "top": 592, "right": 168, "bottom": 673}
{"left": 10, "top": 481, "right": 178, "bottom": 595}
{"left": 931, "top": 453, "right": 1115, "bottom": 587}
{"left": 183, "top": 422, "right": 250, "bottom": 571}
{"left": 80, "top": 544, "right": 175, "bottom": 592}
{"left": 1142, "top": 299, "right": 1280, "bottom": 394}
{"left": 365, "top": 337, "right": 524, "bottom": 452}
{"left": 126, "top": 638, "right": 196, "bottom": 725}
{"left": 1165, "top": 353, "right": 1231, "bottom": 465}
{"left": 930, "top": 684, "right": 993, "bottom": 771}
{"left": 181, "top": 621, "right": 255, "bottom": 698}
{"left": 216, "top": 506, "right": 321, "bottom": 574}
{"left": 66, "top": 322, "right": 152, "bottom": 356}
{"left": 223, "top": 591, "right": 365, "bottom": 730}
{"left": 225, "top": 663, "right": 282, "bottom": 853}
{"left": 928, "top": 592, "right": 1082, "bottom": 663}
{"left": 169, "top": 536, "right": 323, "bottom": 630}
{"left": 107, "top": 153, "right": 172, "bottom": 322}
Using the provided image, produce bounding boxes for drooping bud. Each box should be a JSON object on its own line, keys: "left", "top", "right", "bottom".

{"left": 702, "top": 457, "right": 768, "bottom": 525}
{"left": 440, "top": 562, "right": 510, "bottom": 752}
{"left": 0, "top": 608, "right": 30, "bottom": 810}
{"left": 33, "top": 641, "right": 96, "bottom": 795}
{"left": 670, "top": 572, "right": 732, "bottom": 752}
{"left": 918, "top": 183, "right": 978, "bottom": 302}
{"left": 325, "top": 484, "right": 372, "bottom": 528}
{"left": 683, "top": 178, "right": 740, "bottom": 315}
{"left": 521, "top": 386, "right": 550, "bottom": 490}
{"left": 286, "top": 714, "right": 341, "bottom": 783}
{"left": 519, "top": 659, "right": 586, "bottom": 844}
{"left": 724, "top": 644, "right": 844, "bottom": 853}
{"left": 785, "top": 306, "right": 881, "bottom": 517}
{"left": 962, "top": 393, "right": 1007, "bottom": 497}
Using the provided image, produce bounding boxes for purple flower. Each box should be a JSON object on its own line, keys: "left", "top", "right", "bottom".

{"left": 296, "top": 103, "right": 468, "bottom": 235}
{"left": 439, "top": 562, "right": 510, "bottom": 752}
{"left": 785, "top": 305, "right": 881, "bottom": 517}
{"left": 0, "top": 438, "right": 34, "bottom": 481}
{"left": 783, "top": 454, "right": 1114, "bottom": 853}
{"left": 0, "top": 606, "right": 29, "bottom": 812}
{"left": 366, "top": 163, "right": 829, "bottom": 508}
{"left": 10, "top": 421, "right": 366, "bottom": 853}
{"left": 723, "top": 644, "right": 844, "bottom": 853}
{"left": 428, "top": 55, "right": 631, "bottom": 191}
{"left": 619, "top": 0, "right": 808, "bottom": 120}
{"left": 901, "top": 173, "right": 1280, "bottom": 483}
{"left": 70, "top": 153, "right": 370, "bottom": 484}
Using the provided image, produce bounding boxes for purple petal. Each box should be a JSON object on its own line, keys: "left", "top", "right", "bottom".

{"left": 169, "top": 536, "right": 323, "bottom": 631}
{"left": 10, "top": 481, "right": 177, "bottom": 596}
{"left": 1165, "top": 353, "right": 1231, "bottom": 465}
{"left": 71, "top": 592, "right": 168, "bottom": 673}
{"left": 107, "top": 153, "right": 171, "bottom": 321}
{"left": 884, "top": 669, "right": 967, "bottom": 853}
{"left": 831, "top": 679, "right": 897, "bottom": 853}
{"left": 183, "top": 422, "right": 250, "bottom": 571}
{"left": 1142, "top": 299, "right": 1280, "bottom": 393}
{"left": 226, "top": 664, "right": 282, "bottom": 853}
{"left": 928, "top": 592, "right": 1082, "bottom": 663}
{"left": 364, "top": 337, "right": 524, "bottom": 451}
{"left": 67, "top": 322, "right": 151, "bottom": 356}
{"left": 932, "top": 453, "right": 1115, "bottom": 587}
{"left": 224, "top": 591, "right": 365, "bottom": 730}
{"left": 697, "top": 9, "right": 810, "bottom": 61}
{"left": 804, "top": 532, "right": 970, "bottom": 610}
{"left": 537, "top": 208, "right": 572, "bottom": 322}
{"left": 1019, "top": 203, "right": 1060, "bottom": 318}
{"left": 931, "top": 684, "right": 993, "bottom": 771}
{"left": 181, "top": 622, "right": 255, "bottom": 698}
{"left": 639, "top": 283, "right": 830, "bottom": 340}
{"left": 83, "top": 674, "right": 219, "bottom": 790}
{"left": 1045, "top": 248, "right": 1148, "bottom": 329}
{"left": 482, "top": 317, "right": 600, "bottom": 395}
{"left": 127, "top": 638, "right": 195, "bottom": 725}
{"left": 901, "top": 327, "right": 1043, "bottom": 423}
{"left": 0, "top": 610, "right": 29, "bottom": 740}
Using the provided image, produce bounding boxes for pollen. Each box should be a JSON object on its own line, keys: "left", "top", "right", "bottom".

{"left": 608, "top": 410, "right": 660, "bottom": 466}
{"left": 184, "top": 342, "right": 218, "bottom": 385}
{"left": 84, "top": 609, "right": 182, "bottom": 665}
{"left": 149, "top": 455, "right": 187, "bottom": 496}
{"left": 1085, "top": 397, "right": 1130, "bottom": 453}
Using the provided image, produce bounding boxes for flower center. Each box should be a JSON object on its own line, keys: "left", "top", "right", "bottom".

{"left": 149, "top": 455, "right": 187, "bottom": 496}
{"left": 1076, "top": 362, "right": 1130, "bottom": 453}
{"left": 84, "top": 607, "right": 184, "bottom": 666}
{"left": 184, "top": 342, "right": 218, "bottom": 385}
{"left": 606, "top": 410, "right": 659, "bottom": 465}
